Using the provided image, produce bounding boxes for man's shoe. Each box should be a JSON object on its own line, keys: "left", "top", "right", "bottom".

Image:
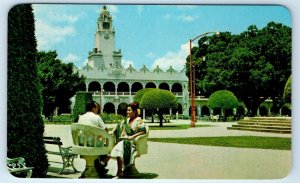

{"left": 94, "top": 159, "right": 108, "bottom": 175}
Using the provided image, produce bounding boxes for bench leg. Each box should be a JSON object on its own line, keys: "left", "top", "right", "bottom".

{"left": 58, "top": 156, "right": 66, "bottom": 174}
{"left": 26, "top": 169, "right": 33, "bottom": 178}
{"left": 58, "top": 155, "right": 78, "bottom": 174}
{"left": 70, "top": 155, "right": 78, "bottom": 173}
{"left": 80, "top": 155, "right": 99, "bottom": 178}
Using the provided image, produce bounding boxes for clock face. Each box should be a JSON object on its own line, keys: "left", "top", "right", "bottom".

{"left": 103, "top": 22, "right": 109, "bottom": 29}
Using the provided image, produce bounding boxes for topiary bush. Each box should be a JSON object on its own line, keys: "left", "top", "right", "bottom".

{"left": 140, "top": 88, "right": 178, "bottom": 126}
{"left": 7, "top": 4, "right": 48, "bottom": 177}
{"left": 72, "top": 91, "right": 93, "bottom": 122}
{"left": 208, "top": 90, "right": 239, "bottom": 121}
{"left": 208, "top": 90, "right": 239, "bottom": 110}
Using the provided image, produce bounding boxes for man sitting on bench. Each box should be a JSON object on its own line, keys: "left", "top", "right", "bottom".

{"left": 78, "top": 101, "right": 108, "bottom": 175}
{"left": 78, "top": 101, "right": 107, "bottom": 131}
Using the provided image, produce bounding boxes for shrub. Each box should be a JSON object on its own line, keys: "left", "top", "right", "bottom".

{"left": 208, "top": 90, "right": 239, "bottom": 110}
{"left": 73, "top": 91, "right": 93, "bottom": 122}
{"left": 100, "top": 113, "right": 125, "bottom": 124}
{"left": 7, "top": 4, "right": 48, "bottom": 177}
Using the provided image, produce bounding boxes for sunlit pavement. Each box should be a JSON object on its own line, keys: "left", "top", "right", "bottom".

{"left": 43, "top": 120, "right": 291, "bottom": 179}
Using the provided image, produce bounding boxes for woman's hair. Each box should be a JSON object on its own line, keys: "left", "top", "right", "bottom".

{"left": 128, "top": 102, "right": 139, "bottom": 117}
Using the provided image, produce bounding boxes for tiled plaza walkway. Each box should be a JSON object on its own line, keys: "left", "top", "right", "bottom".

{"left": 43, "top": 120, "right": 291, "bottom": 180}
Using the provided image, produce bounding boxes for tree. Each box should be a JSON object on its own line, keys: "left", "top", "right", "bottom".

{"left": 140, "top": 89, "right": 178, "bottom": 127}
{"left": 133, "top": 88, "right": 154, "bottom": 103}
{"left": 36, "top": 51, "right": 86, "bottom": 117}
{"left": 8, "top": 4, "right": 48, "bottom": 177}
{"left": 208, "top": 90, "right": 239, "bottom": 121}
{"left": 187, "top": 22, "right": 291, "bottom": 116}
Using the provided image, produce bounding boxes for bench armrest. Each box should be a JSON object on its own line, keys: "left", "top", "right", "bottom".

{"left": 7, "top": 157, "right": 34, "bottom": 178}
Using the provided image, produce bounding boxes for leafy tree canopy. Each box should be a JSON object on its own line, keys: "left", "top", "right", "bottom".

{"left": 187, "top": 22, "right": 291, "bottom": 116}
{"left": 140, "top": 88, "right": 178, "bottom": 110}
{"left": 133, "top": 88, "right": 154, "bottom": 104}
{"left": 138, "top": 88, "right": 178, "bottom": 127}
{"left": 36, "top": 51, "right": 86, "bottom": 117}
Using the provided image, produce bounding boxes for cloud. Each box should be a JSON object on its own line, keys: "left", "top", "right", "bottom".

{"left": 107, "top": 5, "right": 119, "bottom": 13}
{"left": 33, "top": 5, "right": 80, "bottom": 24}
{"left": 35, "top": 20, "right": 76, "bottom": 50}
{"left": 177, "top": 14, "right": 198, "bottom": 22}
{"left": 48, "top": 11, "right": 79, "bottom": 23}
{"left": 146, "top": 52, "right": 155, "bottom": 58}
{"left": 151, "top": 42, "right": 195, "bottom": 71}
{"left": 63, "top": 53, "right": 80, "bottom": 64}
{"left": 122, "top": 59, "right": 135, "bottom": 69}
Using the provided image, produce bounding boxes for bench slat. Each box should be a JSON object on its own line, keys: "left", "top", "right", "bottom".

{"left": 44, "top": 140, "right": 63, "bottom": 145}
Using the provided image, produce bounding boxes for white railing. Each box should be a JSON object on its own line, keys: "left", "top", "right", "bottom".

{"left": 91, "top": 91, "right": 184, "bottom": 96}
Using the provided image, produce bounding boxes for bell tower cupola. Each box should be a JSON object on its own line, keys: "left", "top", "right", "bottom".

{"left": 87, "top": 5, "right": 122, "bottom": 69}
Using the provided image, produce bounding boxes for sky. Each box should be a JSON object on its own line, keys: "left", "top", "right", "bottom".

{"left": 32, "top": 4, "right": 292, "bottom": 71}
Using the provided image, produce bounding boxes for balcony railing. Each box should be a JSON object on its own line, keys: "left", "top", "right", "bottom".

{"left": 91, "top": 91, "right": 184, "bottom": 96}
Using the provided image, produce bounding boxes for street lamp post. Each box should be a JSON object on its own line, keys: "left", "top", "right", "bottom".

{"left": 189, "top": 31, "right": 220, "bottom": 127}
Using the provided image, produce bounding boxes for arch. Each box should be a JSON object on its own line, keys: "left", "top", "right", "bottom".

{"left": 131, "top": 82, "right": 143, "bottom": 93}
{"left": 117, "top": 102, "right": 128, "bottom": 116}
{"left": 145, "top": 82, "right": 156, "bottom": 88}
{"left": 117, "top": 82, "right": 129, "bottom": 92}
{"left": 103, "top": 81, "right": 115, "bottom": 92}
{"left": 237, "top": 106, "right": 245, "bottom": 116}
{"left": 103, "top": 102, "right": 115, "bottom": 114}
{"left": 171, "top": 83, "right": 183, "bottom": 92}
{"left": 88, "top": 81, "right": 101, "bottom": 92}
{"left": 172, "top": 103, "right": 182, "bottom": 114}
{"left": 201, "top": 105, "right": 210, "bottom": 116}
{"left": 259, "top": 106, "right": 268, "bottom": 116}
{"left": 281, "top": 106, "right": 291, "bottom": 116}
{"left": 159, "top": 83, "right": 169, "bottom": 90}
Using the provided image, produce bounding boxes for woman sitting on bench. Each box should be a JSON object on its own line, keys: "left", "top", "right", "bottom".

{"left": 98, "top": 102, "right": 146, "bottom": 178}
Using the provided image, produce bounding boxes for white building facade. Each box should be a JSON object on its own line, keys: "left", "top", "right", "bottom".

{"left": 76, "top": 6, "right": 190, "bottom": 117}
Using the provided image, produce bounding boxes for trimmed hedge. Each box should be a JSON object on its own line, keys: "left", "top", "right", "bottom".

{"left": 72, "top": 91, "right": 93, "bottom": 122}
{"left": 7, "top": 4, "right": 48, "bottom": 177}
{"left": 208, "top": 90, "right": 239, "bottom": 109}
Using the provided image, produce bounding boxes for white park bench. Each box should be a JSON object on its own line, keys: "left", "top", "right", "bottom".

{"left": 70, "top": 123, "right": 149, "bottom": 178}
{"left": 7, "top": 157, "right": 34, "bottom": 178}
{"left": 210, "top": 114, "right": 220, "bottom": 122}
{"left": 71, "top": 123, "right": 114, "bottom": 178}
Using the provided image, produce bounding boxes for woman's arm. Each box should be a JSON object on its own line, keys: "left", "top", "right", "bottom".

{"left": 127, "top": 131, "right": 146, "bottom": 140}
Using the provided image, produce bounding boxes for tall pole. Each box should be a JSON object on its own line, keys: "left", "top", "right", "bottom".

{"left": 189, "top": 31, "right": 220, "bottom": 127}
{"left": 189, "top": 39, "right": 196, "bottom": 127}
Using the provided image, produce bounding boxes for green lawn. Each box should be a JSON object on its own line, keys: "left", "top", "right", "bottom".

{"left": 148, "top": 136, "right": 291, "bottom": 150}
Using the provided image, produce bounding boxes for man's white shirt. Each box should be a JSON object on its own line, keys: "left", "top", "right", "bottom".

{"left": 78, "top": 112, "right": 106, "bottom": 129}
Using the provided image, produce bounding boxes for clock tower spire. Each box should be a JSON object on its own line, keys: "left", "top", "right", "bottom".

{"left": 87, "top": 5, "right": 122, "bottom": 69}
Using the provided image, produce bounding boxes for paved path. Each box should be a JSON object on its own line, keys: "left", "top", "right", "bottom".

{"left": 43, "top": 120, "right": 291, "bottom": 179}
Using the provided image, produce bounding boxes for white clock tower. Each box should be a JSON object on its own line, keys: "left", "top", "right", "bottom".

{"left": 87, "top": 5, "right": 122, "bottom": 69}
